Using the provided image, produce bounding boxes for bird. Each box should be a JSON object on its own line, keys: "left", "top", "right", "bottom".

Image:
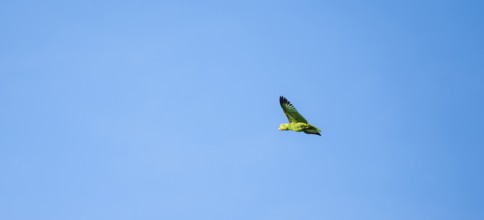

{"left": 278, "top": 96, "right": 321, "bottom": 136}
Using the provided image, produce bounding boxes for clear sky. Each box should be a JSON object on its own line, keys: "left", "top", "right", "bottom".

{"left": 1, "top": 1, "right": 483, "bottom": 219}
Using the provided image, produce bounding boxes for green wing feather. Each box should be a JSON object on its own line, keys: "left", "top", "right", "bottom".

{"left": 279, "top": 96, "right": 308, "bottom": 123}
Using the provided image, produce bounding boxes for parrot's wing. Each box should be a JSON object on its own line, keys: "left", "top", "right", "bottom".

{"left": 280, "top": 96, "right": 308, "bottom": 123}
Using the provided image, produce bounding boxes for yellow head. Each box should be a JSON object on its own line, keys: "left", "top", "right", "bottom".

{"left": 279, "top": 124, "right": 289, "bottom": 131}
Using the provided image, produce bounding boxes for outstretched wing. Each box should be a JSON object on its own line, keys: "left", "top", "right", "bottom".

{"left": 279, "top": 96, "right": 308, "bottom": 123}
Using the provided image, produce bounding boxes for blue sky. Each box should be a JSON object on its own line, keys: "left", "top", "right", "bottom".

{"left": 1, "top": 0, "right": 483, "bottom": 219}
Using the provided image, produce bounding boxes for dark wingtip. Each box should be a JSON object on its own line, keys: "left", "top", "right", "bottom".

{"left": 316, "top": 132, "right": 321, "bottom": 136}
{"left": 279, "top": 96, "right": 292, "bottom": 106}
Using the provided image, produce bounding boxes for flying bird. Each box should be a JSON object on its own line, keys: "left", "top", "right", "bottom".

{"left": 279, "top": 96, "right": 321, "bottom": 136}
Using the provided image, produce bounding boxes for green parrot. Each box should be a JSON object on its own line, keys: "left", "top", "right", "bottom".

{"left": 279, "top": 96, "right": 321, "bottom": 136}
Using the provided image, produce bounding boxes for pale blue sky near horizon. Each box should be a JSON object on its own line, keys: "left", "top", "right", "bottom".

{"left": 1, "top": 1, "right": 483, "bottom": 219}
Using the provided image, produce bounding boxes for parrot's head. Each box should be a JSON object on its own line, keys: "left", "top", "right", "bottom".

{"left": 279, "top": 124, "right": 289, "bottom": 131}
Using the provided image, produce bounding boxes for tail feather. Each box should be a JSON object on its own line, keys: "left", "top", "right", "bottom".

{"left": 304, "top": 124, "right": 321, "bottom": 136}
{"left": 304, "top": 130, "right": 321, "bottom": 136}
